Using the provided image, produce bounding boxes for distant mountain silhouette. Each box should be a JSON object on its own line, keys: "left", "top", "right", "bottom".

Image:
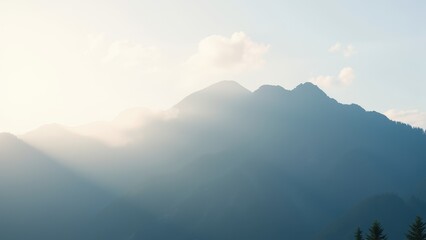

{"left": 2, "top": 81, "right": 426, "bottom": 240}
{"left": 81, "top": 81, "right": 426, "bottom": 239}
{"left": 176, "top": 80, "right": 251, "bottom": 111}
{"left": 0, "top": 133, "right": 110, "bottom": 239}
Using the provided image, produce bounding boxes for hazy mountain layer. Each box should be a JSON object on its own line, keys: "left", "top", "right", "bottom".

{"left": 0, "top": 133, "right": 111, "bottom": 239}
{"left": 1, "top": 81, "right": 426, "bottom": 239}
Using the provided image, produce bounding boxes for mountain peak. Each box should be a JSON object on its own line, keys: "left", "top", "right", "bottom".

{"left": 293, "top": 82, "right": 325, "bottom": 93}
{"left": 0, "top": 132, "right": 16, "bottom": 138}
{"left": 175, "top": 81, "right": 250, "bottom": 111}
{"left": 254, "top": 84, "right": 290, "bottom": 94}
{"left": 0, "top": 132, "right": 25, "bottom": 150}
{"left": 0, "top": 132, "right": 19, "bottom": 142}
{"left": 292, "top": 82, "right": 328, "bottom": 98}
{"left": 201, "top": 80, "right": 251, "bottom": 95}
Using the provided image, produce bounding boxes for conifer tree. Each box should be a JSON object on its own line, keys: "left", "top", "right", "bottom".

{"left": 366, "top": 221, "right": 387, "bottom": 240}
{"left": 355, "top": 227, "right": 364, "bottom": 240}
{"left": 406, "top": 216, "right": 426, "bottom": 240}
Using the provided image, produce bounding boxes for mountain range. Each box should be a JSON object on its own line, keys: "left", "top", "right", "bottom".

{"left": 1, "top": 81, "right": 426, "bottom": 239}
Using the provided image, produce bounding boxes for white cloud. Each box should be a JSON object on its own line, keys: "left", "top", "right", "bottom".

{"left": 311, "top": 75, "right": 335, "bottom": 87}
{"left": 328, "top": 42, "right": 342, "bottom": 53}
{"left": 329, "top": 42, "right": 356, "bottom": 57}
{"left": 343, "top": 44, "right": 356, "bottom": 57}
{"left": 338, "top": 67, "right": 355, "bottom": 85}
{"left": 185, "top": 32, "right": 269, "bottom": 74}
{"left": 102, "top": 40, "right": 161, "bottom": 72}
{"left": 384, "top": 109, "right": 426, "bottom": 130}
{"left": 311, "top": 67, "right": 355, "bottom": 87}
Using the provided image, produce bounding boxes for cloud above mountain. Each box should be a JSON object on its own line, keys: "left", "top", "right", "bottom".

{"left": 185, "top": 32, "right": 270, "bottom": 74}
{"left": 338, "top": 67, "right": 355, "bottom": 85}
{"left": 328, "top": 42, "right": 356, "bottom": 57}
{"left": 311, "top": 67, "right": 355, "bottom": 88}
{"left": 101, "top": 40, "right": 162, "bottom": 72}
{"left": 385, "top": 109, "right": 426, "bottom": 130}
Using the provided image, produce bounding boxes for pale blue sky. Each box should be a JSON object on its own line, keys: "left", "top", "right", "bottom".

{"left": 1, "top": 0, "right": 425, "bottom": 133}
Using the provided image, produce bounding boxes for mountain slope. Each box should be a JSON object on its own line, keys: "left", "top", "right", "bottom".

{"left": 0, "top": 133, "right": 111, "bottom": 240}
{"left": 81, "top": 81, "right": 426, "bottom": 239}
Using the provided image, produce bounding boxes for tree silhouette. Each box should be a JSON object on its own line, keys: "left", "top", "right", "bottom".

{"left": 406, "top": 216, "right": 426, "bottom": 240}
{"left": 355, "top": 227, "right": 364, "bottom": 240}
{"left": 366, "top": 221, "right": 387, "bottom": 240}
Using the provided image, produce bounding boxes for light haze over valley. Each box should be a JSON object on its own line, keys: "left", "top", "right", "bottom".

{"left": 1, "top": 1, "right": 426, "bottom": 239}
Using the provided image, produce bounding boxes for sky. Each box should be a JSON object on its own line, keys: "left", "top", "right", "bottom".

{"left": 1, "top": 0, "right": 426, "bottom": 134}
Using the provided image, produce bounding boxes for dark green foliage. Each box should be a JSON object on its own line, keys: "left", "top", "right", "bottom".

{"left": 406, "top": 216, "right": 426, "bottom": 240}
{"left": 366, "top": 221, "right": 387, "bottom": 240}
{"left": 318, "top": 194, "right": 424, "bottom": 240}
{"left": 355, "top": 227, "right": 364, "bottom": 240}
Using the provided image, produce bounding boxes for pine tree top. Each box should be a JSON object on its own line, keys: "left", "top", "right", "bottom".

{"left": 355, "top": 227, "right": 364, "bottom": 240}
{"left": 406, "top": 216, "right": 426, "bottom": 240}
{"left": 366, "top": 221, "right": 387, "bottom": 240}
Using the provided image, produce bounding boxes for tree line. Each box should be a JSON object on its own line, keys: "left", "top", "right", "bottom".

{"left": 355, "top": 216, "right": 426, "bottom": 240}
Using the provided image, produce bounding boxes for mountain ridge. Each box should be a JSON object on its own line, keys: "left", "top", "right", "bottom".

{"left": 1, "top": 81, "right": 426, "bottom": 240}
{"left": 5, "top": 81, "right": 423, "bottom": 137}
{"left": 77, "top": 81, "right": 426, "bottom": 239}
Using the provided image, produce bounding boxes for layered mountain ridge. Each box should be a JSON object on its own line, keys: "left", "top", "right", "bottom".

{"left": 1, "top": 81, "right": 425, "bottom": 240}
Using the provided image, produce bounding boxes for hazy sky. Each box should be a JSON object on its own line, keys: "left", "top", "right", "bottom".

{"left": 1, "top": 0, "right": 425, "bottom": 133}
